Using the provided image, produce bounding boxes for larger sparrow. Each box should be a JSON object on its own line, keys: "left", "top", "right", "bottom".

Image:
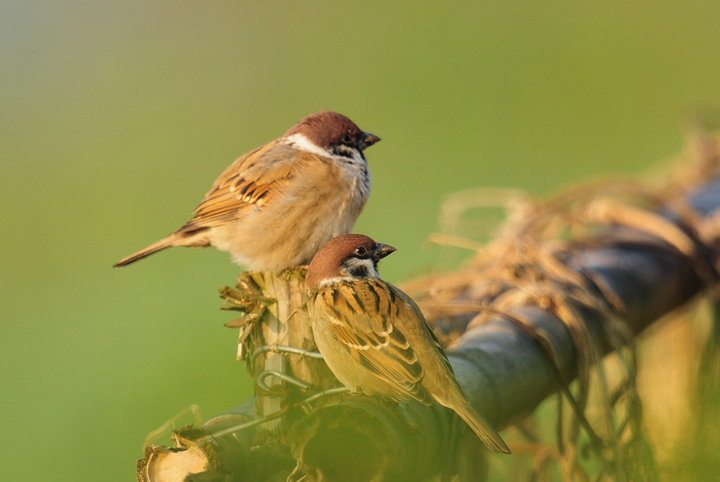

{"left": 306, "top": 234, "right": 510, "bottom": 454}
{"left": 114, "top": 111, "right": 380, "bottom": 270}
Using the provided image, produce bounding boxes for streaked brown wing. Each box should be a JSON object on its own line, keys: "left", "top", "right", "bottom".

{"left": 178, "top": 140, "right": 303, "bottom": 232}
{"left": 390, "top": 283, "right": 461, "bottom": 381}
{"left": 321, "top": 279, "right": 432, "bottom": 403}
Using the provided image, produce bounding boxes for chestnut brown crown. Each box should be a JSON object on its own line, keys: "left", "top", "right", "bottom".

{"left": 306, "top": 234, "right": 396, "bottom": 291}
{"left": 286, "top": 111, "right": 380, "bottom": 152}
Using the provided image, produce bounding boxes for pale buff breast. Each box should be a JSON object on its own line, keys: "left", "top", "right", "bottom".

{"left": 208, "top": 156, "right": 370, "bottom": 270}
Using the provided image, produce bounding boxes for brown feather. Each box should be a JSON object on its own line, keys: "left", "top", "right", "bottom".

{"left": 115, "top": 112, "right": 376, "bottom": 270}
{"left": 285, "top": 111, "right": 364, "bottom": 150}
{"left": 316, "top": 280, "right": 431, "bottom": 403}
{"left": 307, "top": 234, "right": 510, "bottom": 453}
{"left": 114, "top": 233, "right": 179, "bottom": 267}
{"left": 179, "top": 140, "right": 298, "bottom": 232}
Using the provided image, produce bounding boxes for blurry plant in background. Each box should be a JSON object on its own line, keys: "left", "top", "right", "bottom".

{"left": 3, "top": 1, "right": 720, "bottom": 480}
{"left": 431, "top": 131, "right": 720, "bottom": 482}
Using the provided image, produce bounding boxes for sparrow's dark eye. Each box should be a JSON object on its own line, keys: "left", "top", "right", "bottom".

{"left": 342, "top": 134, "right": 353, "bottom": 144}
{"left": 354, "top": 246, "right": 369, "bottom": 257}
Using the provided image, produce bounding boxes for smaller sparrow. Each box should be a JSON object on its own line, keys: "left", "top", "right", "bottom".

{"left": 114, "top": 111, "right": 380, "bottom": 271}
{"left": 306, "top": 234, "right": 510, "bottom": 454}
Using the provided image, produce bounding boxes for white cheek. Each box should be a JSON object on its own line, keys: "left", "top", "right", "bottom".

{"left": 318, "top": 276, "right": 354, "bottom": 288}
{"left": 285, "top": 133, "right": 366, "bottom": 166}
{"left": 318, "top": 259, "right": 378, "bottom": 288}
{"left": 342, "top": 258, "right": 379, "bottom": 278}
{"left": 285, "top": 133, "right": 330, "bottom": 157}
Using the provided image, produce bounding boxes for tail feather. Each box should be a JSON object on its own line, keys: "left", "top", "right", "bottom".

{"left": 457, "top": 403, "right": 511, "bottom": 454}
{"left": 439, "top": 395, "right": 511, "bottom": 454}
{"left": 113, "top": 235, "right": 178, "bottom": 267}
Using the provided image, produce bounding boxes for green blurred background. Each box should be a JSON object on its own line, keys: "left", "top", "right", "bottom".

{"left": 2, "top": 1, "right": 720, "bottom": 480}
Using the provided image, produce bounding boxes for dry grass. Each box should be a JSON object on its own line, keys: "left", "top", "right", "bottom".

{"left": 402, "top": 129, "right": 720, "bottom": 481}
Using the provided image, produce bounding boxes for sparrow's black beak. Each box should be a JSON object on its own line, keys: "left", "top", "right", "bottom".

{"left": 374, "top": 243, "right": 396, "bottom": 260}
{"left": 360, "top": 132, "right": 381, "bottom": 150}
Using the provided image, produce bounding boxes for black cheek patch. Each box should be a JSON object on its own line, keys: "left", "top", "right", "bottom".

{"left": 349, "top": 265, "right": 369, "bottom": 278}
{"left": 332, "top": 144, "right": 355, "bottom": 159}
